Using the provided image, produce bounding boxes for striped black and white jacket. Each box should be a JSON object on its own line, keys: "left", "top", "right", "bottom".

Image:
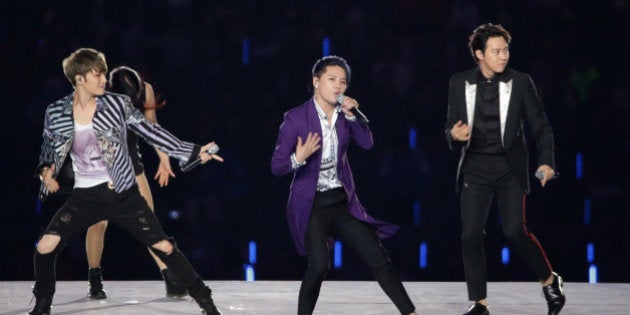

{"left": 37, "top": 91, "right": 201, "bottom": 200}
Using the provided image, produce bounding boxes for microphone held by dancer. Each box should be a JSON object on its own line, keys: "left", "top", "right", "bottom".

{"left": 535, "top": 169, "right": 559, "bottom": 180}
{"left": 337, "top": 94, "right": 369, "bottom": 125}
{"left": 181, "top": 143, "right": 221, "bottom": 172}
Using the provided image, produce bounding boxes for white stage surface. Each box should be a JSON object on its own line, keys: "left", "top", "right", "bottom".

{"left": 1, "top": 280, "right": 628, "bottom": 314}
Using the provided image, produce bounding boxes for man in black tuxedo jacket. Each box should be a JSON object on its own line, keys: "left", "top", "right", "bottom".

{"left": 445, "top": 23, "right": 566, "bottom": 315}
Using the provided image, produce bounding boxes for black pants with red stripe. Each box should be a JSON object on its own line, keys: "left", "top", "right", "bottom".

{"left": 460, "top": 154, "right": 552, "bottom": 301}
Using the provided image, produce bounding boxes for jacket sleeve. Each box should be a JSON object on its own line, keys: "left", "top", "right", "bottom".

{"left": 123, "top": 97, "right": 200, "bottom": 166}
{"left": 36, "top": 109, "right": 55, "bottom": 177}
{"left": 36, "top": 107, "right": 60, "bottom": 200}
{"left": 445, "top": 75, "right": 467, "bottom": 151}
{"left": 271, "top": 112, "right": 299, "bottom": 177}
{"left": 346, "top": 118, "right": 374, "bottom": 150}
{"left": 522, "top": 75, "right": 555, "bottom": 169}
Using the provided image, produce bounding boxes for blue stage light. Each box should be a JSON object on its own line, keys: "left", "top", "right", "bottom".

{"left": 169, "top": 210, "right": 180, "bottom": 220}
{"left": 244, "top": 264, "right": 255, "bottom": 282}
{"left": 249, "top": 240, "right": 257, "bottom": 265}
{"left": 419, "top": 242, "right": 428, "bottom": 269}
{"left": 323, "top": 37, "right": 331, "bottom": 56}
{"left": 588, "top": 264, "right": 598, "bottom": 284}
{"left": 587, "top": 243, "right": 594, "bottom": 263}
{"left": 334, "top": 240, "right": 342, "bottom": 269}
{"left": 242, "top": 38, "right": 250, "bottom": 65}
{"left": 502, "top": 247, "right": 510, "bottom": 265}
{"left": 409, "top": 127, "right": 417, "bottom": 150}
{"left": 413, "top": 200, "right": 421, "bottom": 227}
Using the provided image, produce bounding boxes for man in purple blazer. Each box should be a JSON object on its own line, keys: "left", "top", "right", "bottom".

{"left": 271, "top": 56, "right": 416, "bottom": 315}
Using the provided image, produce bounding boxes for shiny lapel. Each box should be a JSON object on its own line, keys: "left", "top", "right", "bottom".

{"left": 464, "top": 80, "right": 476, "bottom": 149}
{"left": 499, "top": 79, "right": 513, "bottom": 146}
{"left": 465, "top": 80, "right": 476, "bottom": 127}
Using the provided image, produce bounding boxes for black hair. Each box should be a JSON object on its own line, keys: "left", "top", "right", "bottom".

{"left": 311, "top": 55, "right": 351, "bottom": 84}
{"left": 108, "top": 66, "right": 145, "bottom": 111}
{"left": 468, "top": 23, "right": 512, "bottom": 63}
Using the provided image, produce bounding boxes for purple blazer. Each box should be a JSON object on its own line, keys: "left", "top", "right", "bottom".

{"left": 271, "top": 99, "right": 399, "bottom": 255}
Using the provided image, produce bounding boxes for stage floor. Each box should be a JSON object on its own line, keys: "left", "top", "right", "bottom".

{"left": 1, "top": 280, "right": 628, "bottom": 314}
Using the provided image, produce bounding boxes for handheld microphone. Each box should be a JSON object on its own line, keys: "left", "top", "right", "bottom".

{"left": 181, "top": 143, "right": 219, "bottom": 173}
{"left": 336, "top": 94, "right": 369, "bottom": 125}
{"left": 535, "top": 170, "right": 559, "bottom": 180}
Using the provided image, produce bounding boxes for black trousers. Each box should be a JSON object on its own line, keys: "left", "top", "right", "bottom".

{"left": 297, "top": 188, "right": 415, "bottom": 315}
{"left": 460, "top": 155, "right": 552, "bottom": 301}
{"left": 33, "top": 182, "right": 208, "bottom": 299}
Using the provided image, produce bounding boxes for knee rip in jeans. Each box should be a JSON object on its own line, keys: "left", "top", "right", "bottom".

{"left": 37, "top": 232, "right": 61, "bottom": 254}
{"left": 152, "top": 239, "right": 174, "bottom": 255}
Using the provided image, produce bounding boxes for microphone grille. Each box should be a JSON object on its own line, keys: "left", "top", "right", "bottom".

{"left": 336, "top": 94, "right": 345, "bottom": 104}
{"left": 207, "top": 143, "right": 220, "bottom": 155}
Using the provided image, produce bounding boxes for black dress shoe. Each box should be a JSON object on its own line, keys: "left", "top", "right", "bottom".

{"left": 28, "top": 295, "right": 52, "bottom": 315}
{"left": 543, "top": 272, "right": 566, "bottom": 315}
{"left": 463, "top": 303, "right": 490, "bottom": 315}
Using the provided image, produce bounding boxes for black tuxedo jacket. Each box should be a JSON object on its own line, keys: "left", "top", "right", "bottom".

{"left": 445, "top": 67, "right": 555, "bottom": 194}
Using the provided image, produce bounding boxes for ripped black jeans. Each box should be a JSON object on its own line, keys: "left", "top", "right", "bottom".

{"left": 33, "top": 182, "right": 208, "bottom": 298}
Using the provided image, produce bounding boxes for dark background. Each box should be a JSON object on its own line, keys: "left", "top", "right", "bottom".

{"left": 1, "top": 0, "right": 628, "bottom": 284}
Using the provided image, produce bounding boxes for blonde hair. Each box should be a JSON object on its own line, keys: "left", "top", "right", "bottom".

{"left": 62, "top": 48, "right": 107, "bottom": 87}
